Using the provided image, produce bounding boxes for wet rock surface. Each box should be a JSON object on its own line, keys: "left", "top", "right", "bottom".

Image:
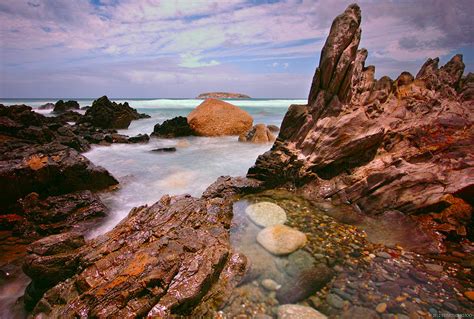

{"left": 24, "top": 178, "right": 255, "bottom": 318}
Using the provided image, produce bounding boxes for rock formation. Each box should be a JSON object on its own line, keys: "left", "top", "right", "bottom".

{"left": 188, "top": 98, "right": 253, "bottom": 136}
{"left": 239, "top": 123, "right": 277, "bottom": 143}
{"left": 151, "top": 116, "right": 195, "bottom": 138}
{"left": 197, "top": 92, "right": 250, "bottom": 99}
{"left": 53, "top": 100, "right": 80, "bottom": 113}
{"left": 248, "top": 3, "right": 473, "bottom": 249}
{"left": 0, "top": 104, "right": 118, "bottom": 241}
{"left": 80, "top": 96, "right": 150, "bottom": 129}
{"left": 23, "top": 177, "right": 255, "bottom": 317}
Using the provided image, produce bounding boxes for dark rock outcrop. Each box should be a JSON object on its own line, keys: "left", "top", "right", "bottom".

{"left": 0, "top": 143, "right": 118, "bottom": 210}
{"left": 53, "top": 100, "right": 80, "bottom": 113}
{"left": 128, "top": 133, "right": 150, "bottom": 143}
{"left": 238, "top": 123, "right": 277, "bottom": 143}
{"left": 152, "top": 147, "right": 177, "bottom": 153}
{"left": 55, "top": 110, "right": 83, "bottom": 123}
{"left": 38, "top": 103, "right": 55, "bottom": 110}
{"left": 14, "top": 191, "right": 108, "bottom": 237}
{"left": 24, "top": 178, "right": 255, "bottom": 317}
{"left": 0, "top": 104, "right": 89, "bottom": 153}
{"left": 248, "top": 3, "right": 473, "bottom": 249}
{"left": 79, "top": 96, "right": 150, "bottom": 129}
{"left": 151, "top": 116, "right": 195, "bottom": 138}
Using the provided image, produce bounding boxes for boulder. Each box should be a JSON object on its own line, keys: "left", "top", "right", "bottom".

{"left": 151, "top": 116, "right": 195, "bottom": 138}
{"left": 24, "top": 178, "right": 254, "bottom": 318}
{"left": 239, "top": 123, "right": 276, "bottom": 143}
{"left": 80, "top": 96, "right": 149, "bottom": 129}
{"left": 245, "top": 201, "right": 287, "bottom": 227}
{"left": 256, "top": 225, "right": 307, "bottom": 255}
{"left": 53, "top": 100, "right": 80, "bottom": 113}
{"left": 187, "top": 98, "right": 253, "bottom": 136}
{"left": 277, "top": 304, "right": 327, "bottom": 319}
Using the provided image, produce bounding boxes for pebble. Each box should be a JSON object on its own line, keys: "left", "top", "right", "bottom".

{"left": 277, "top": 304, "right": 327, "bottom": 319}
{"left": 257, "top": 225, "right": 307, "bottom": 255}
{"left": 424, "top": 263, "right": 443, "bottom": 272}
{"left": 332, "top": 288, "right": 352, "bottom": 300}
{"left": 246, "top": 202, "right": 287, "bottom": 227}
{"left": 376, "top": 302, "right": 387, "bottom": 313}
{"left": 376, "top": 252, "right": 391, "bottom": 259}
{"left": 326, "top": 293, "right": 344, "bottom": 309}
{"left": 261, "top": 279, "right": 281, "bottom": 291}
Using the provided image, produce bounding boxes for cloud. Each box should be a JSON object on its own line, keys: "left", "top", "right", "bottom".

{"left": 179, "top": 51, "right": 220, "bottom": 68}
{"left": 0, "top": 0, "right": 473, "bottom": 97}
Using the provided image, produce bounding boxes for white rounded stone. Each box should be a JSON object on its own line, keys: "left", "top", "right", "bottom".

{"left": 245, "top": 201, "right": 287, "bottom": 227}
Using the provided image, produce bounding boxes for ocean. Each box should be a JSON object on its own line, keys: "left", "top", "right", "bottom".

{"left": 0, "top": 98, "right": 305, "bottom": 236}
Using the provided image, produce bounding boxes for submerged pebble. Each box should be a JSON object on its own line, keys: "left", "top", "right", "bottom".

{"left": 277, "top": 304, "right": 327, "bottom": 319}
{"left": 261, "top": 279, "right": 281, "bottom": 291}
{"left": 257, "top": 225, "right": 307, "bottom": 255}
{"left": 246, "top": 201, "right": 287, "bottom": 227}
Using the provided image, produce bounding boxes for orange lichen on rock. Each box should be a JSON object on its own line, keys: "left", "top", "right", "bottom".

{"left": 26, "top": 154, "right": 49, "bottom": 170}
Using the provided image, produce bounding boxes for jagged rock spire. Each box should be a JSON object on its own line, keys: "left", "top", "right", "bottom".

{"left": 308, "top": 3, "right": 362, "bottom": 106}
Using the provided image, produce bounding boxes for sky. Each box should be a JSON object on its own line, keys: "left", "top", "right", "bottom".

{"left": 1, "top": 0, "right": 473, "bottom": 98}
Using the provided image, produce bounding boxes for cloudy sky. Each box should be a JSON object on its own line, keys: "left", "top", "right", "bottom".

{"left": 1, "top": 0, "right": 473, "bottom": 98}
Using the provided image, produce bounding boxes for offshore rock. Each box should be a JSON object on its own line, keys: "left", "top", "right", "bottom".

{"left": 188, "top": 98, "right": 253, "bottom": 136}
{"left": 53, "top": 100, "right": 80, "bottom": 113}
{"left": 247, "top": 4, "right": 473, "bottom": 248}
{"left": 151, "top": 116, "right": 195, "bottom": 138}
{"left": 25, "top": 178, "right": 255, "bottom": 318}
{"left": 197, "top": 92, "right": 250, "bottom": 99}
{"left": 80, "top": 96, "right": 149, "bottom": 129}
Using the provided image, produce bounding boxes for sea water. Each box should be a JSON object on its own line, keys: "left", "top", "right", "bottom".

{"left": 0, "top": 98, "right": 304, "bottom": 236}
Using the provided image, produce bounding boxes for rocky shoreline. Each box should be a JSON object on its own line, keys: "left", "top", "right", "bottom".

{"left": 0, "top": 3, "right": 473, "bottom": 319}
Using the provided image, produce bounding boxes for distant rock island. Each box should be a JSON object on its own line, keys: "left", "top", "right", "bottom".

{"left": 196, "top": 92, "right": 250, "bottom": 99}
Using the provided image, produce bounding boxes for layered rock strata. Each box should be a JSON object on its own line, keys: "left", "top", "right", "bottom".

{"left": 247, "top": 4, "right": 473, "bottom": 247}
